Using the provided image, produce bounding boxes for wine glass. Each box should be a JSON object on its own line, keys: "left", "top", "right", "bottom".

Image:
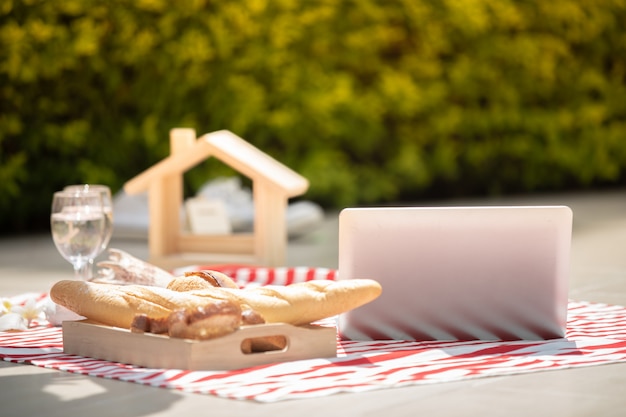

{"left": 50, "top": 190, "right": 106, "bottom": 280}
{"left": 64, "top": 184, "right": 114, "bottom": 256}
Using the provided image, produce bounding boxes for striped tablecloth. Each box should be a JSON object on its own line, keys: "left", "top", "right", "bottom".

{"left": 2, "top": 266, "right": 626, "bottom": 403}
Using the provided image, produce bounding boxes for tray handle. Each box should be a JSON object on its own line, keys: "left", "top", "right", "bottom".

{"left": 217, "top": 323, "right": 337, "bottom": 361}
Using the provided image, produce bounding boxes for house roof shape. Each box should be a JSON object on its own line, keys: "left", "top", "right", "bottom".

{"left": 124, "top": 129, "right": 309, "bottom": 197}
{"left": 121, "top": 128, "right": 310, "bottom": 267}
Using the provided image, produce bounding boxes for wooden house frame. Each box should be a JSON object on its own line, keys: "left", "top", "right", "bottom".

{"left": 124, "top": 128, "right": 309, "bottom": 269}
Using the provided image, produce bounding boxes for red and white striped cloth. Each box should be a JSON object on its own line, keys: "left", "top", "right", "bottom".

{"left": 2, "top": 266, "right": 626, "bottom": 403}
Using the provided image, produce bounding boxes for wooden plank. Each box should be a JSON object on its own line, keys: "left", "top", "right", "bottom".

{"left": 253, "top": 182, "right": 288, "bottom": 266}
{"left": 124, "top": 141, "right": 210, "bottom": 195}
{"left": 148, "top": 179, "right": 181, "bottom": 257}
{"left": 170, "top": 128, "right": 196, "bottom": 152}
{"left": 203, "top": 130, "right": 309, "bottom": 197}
{"left": 149, "top": 253, "right": 260, "bottom": 271}
{"left": 177, "top": 233, "right": 255, "bottom": 255}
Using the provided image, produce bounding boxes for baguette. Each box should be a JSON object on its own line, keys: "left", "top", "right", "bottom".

{"left": 187, "top": 280, "right": 382, "bottom": 326}
{"left": 50, "top": 280, "right": 220, "bottom": 329}
{"left": 50, "top": 278, "right": 382, "bottom": 329}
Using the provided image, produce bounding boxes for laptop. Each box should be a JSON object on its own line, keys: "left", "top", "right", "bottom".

{"left": 337, "top": 206, "right": 573, "bottom": 341}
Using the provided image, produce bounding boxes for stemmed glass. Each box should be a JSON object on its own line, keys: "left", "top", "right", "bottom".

{"left": 50, "top": 190, "right": 106, "bottom": 280}
{"left": 64, "top": 184, "right": 114, "bottom": 261}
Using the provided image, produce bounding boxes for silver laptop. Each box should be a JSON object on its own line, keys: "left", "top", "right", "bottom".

{"left": 337, "top": 206, "right": 573, "bottom": 341}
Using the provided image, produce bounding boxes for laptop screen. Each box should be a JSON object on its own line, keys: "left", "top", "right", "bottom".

{"left": 337, "top": 206, "right": 573, "bottom": 341}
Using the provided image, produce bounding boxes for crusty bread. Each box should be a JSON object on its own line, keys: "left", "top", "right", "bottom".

{"left": 173, "top": 270, "right": 239, "bottom": 290}
{"left": 50, "top": 280, "right": 220, "bottom": 329}
{"left": 50, "top": 278, "right": 382, "bottom": 329}
{"left": 187, "top": 280, "right": 383, "bottom": 326}
{"left": 167, "top": 275, "right": 216, "bottom": 292}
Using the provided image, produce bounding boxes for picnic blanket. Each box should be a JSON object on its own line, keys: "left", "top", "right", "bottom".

{"left": 1, "top": 266, "right": 626, "bottom": 403}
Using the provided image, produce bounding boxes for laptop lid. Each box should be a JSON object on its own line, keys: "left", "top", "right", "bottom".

{"left": 337, "top": 206, "right": 572, "bottom": 341}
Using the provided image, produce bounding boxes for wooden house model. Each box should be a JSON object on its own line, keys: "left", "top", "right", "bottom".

{"left": 123, "top": 128, "right": 309, "bottom": 269}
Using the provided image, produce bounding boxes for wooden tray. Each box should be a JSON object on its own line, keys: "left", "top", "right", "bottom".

{"left": 62, "top": 320, "right": 337, "bottom": 370}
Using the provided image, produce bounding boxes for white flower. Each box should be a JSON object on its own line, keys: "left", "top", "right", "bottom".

{"left": 0, "top": 296, "right": 45, "bottom": 331}
{"left": 11, "top": 297, "right": 44, "bottom": 326}
{"left": 0, "top": 312, "right": 28, "bottom": 331}
{"left": 1, "top": 298, "right": 11, "bottom": 315}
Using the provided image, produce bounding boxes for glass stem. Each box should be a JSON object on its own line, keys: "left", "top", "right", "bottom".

{"left": 74, "top": 260, "right": 93, "bottom": 281}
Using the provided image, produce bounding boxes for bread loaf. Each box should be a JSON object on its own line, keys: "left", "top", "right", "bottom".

{"left": 50, "top": 278, "right": 382, "bottom": 329}
{"left": 50, "top": 280, "right": 220, "bottom": 329}
{"left": 187, "top": 280, "right": 382, "bottom": 326}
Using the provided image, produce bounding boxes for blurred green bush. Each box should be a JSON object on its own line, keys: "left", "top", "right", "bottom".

{"left": 1, "top": 0, "right": 625, "bottom": 233}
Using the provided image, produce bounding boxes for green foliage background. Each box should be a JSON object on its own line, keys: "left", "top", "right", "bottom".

{"left": 1, "top": 0, "right": 625, "bottom": 233}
